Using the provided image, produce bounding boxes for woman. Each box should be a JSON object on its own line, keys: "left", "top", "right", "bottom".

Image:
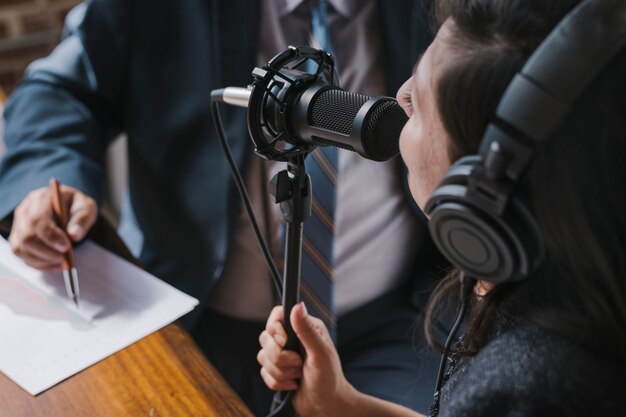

{"left": 257, "top": 0, "right": 626, "bottom": 416}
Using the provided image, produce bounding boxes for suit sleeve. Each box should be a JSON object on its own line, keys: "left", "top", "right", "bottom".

{"left": 0, "top": 0, "right": 130, "bottom": 221}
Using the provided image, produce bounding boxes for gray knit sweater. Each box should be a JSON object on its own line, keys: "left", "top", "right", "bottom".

{"left": 438, "top": 323, "right": 626, "bottom": 416}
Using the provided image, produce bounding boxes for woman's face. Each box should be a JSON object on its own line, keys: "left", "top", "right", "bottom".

{"left": 397, "top": 20, "right": 455, "bottom": 210}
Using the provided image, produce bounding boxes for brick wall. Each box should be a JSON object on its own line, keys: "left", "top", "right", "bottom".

{"left": 0, "top": 0, "right": 80, "bottom": 95}
{"left": 0, "top": 0, "right": 125, "bottom": 223}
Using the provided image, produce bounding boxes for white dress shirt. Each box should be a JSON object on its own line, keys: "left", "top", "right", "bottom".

{"left": 208, "top": 0, "right": 420, "bottom": 319}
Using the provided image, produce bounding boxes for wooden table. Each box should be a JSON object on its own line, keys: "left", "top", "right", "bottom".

{"left": 0, "top": 324, "right": 254, "bottom": 417}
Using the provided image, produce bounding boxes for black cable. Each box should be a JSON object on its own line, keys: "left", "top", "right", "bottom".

{"left": 267, "top": 391, "right": 296, "bottom": 417}
{"left": 429, "top": 273, "right": 476, "bottom": 417}
{"left": 210, "top": 91, "right": 283, "bottom": 298}
{"left": 211, "top": 92, "right": 298, "bottom": 417}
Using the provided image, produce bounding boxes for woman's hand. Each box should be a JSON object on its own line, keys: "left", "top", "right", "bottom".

{"left": 257, "top": 303, "right": 358, "bottom": 417}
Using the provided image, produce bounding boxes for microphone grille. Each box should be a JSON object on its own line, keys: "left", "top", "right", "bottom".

{"left": 310, "top": 89, "right": 370, "bottom": 135}
{"left": 363, "top": 100, "right": 408, "bottom": 161}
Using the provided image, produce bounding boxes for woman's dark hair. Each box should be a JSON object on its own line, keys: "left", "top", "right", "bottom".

{"left": 424, "top": 0, "right": 626, "bottom": 362}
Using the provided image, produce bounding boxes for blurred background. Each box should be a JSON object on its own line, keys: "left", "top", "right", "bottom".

{"left": 0, "top": 0, "right": 126, "bottom": 224}
{"left": 0, "top": 0, "right": 80, "bottom": 95}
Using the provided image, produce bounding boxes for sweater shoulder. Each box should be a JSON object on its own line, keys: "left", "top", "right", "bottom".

{"left": 439, "top": 325, "right": 626, "bottom": 417}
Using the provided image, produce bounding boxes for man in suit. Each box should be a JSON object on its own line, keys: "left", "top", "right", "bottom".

{"left": 0, "top": 0, "right": 443, "bottom": 415}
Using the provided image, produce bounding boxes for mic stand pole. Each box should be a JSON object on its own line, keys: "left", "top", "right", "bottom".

{"left": 268, "top": 152, "right": 311, "bottom": 417}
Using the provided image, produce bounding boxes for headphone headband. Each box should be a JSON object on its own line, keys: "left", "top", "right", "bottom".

{"left": 496, "top": 0, "right": 626, "bottom": 145}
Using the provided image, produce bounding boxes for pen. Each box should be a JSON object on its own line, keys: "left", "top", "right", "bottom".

{"left": 49, "top": 178, "right": 80, "bottom": 307}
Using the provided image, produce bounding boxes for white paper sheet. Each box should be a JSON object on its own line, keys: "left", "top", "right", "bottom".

{"left": 0, "top": 237, "right": 198, "bottom": 395}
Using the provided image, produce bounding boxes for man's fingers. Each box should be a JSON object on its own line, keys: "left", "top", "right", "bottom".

{"left": 33, "top": 219, "right": 71, "bottom": 253}
{"left": 8, "top": 186, "right": 96, "bottom": 272}
{"left": 18, "top": 246, "right": 63, "bottom": 271}
{"left": 23, "top": 257, "right": 62, "bottom": 272}
{"left": 9, "top": 217, "right": 68, "bottom": 261}
{"left": 12, "top": 188, "right": 70, "bottom": 253}
{"left": 20, "top": 239, "right": 65, "bottom": 265}
{"left": 9, "top": 228, "right": 63, "bottom": 269}
{"left": 65, "top": 190, "right": 97, "bottom": 241}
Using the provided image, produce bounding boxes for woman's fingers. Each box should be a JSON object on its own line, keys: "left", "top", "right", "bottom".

{"left": 258, "top": 311, "right": 304, "bottom": 393}
{"left": 260, "top": 366, "right": 299, "bottom": 392}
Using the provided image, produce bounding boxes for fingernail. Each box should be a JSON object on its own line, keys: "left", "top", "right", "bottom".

{"left": 67, "top": 224, "right": 83, "bottom": 239}
{"left": 52, "top": 239, "right": 68, "bottom": 252}
{"left": 299, "top": 302, "right": 308, "bottom": 317}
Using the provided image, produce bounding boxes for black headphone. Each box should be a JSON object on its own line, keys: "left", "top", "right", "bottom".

{"left": 424, "top": 0, "right": 626, "bottom": 284}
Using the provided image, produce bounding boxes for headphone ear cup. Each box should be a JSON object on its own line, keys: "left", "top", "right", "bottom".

{"left": 435, "top": 155, "right": 481, "bottom": 188}
{"left": 425, "top": 159, "right": 543, "bottom": 283}
{"left": 452, "top": 155, "right": 482, "bottom": 168}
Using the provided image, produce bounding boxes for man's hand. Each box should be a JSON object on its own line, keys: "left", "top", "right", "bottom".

{"left": 9, "top": 185, "right": 97, "bottom": 271}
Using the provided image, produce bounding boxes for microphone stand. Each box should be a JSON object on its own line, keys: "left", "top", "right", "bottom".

{"left": 267, "top": 152, "right": 311, "bottom": 417}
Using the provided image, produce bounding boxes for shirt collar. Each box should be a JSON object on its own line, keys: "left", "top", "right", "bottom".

{"left": 278, "top": 0, "right": 359, "bottom": 18}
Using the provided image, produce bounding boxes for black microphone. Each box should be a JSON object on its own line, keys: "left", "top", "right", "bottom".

{"left": 217, "top": 80, "right": 408, "bottom": 162}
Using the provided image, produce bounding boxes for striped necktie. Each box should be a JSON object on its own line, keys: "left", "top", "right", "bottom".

{"left": 300, "top": 0, "right": 338, "bottom": 332}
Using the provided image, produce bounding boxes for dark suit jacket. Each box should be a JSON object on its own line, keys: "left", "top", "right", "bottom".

{"left": 0, "top": 0, "right": 439, "bottom": 327}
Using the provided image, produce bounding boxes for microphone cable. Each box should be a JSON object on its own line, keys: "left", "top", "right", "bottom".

{"left": 210, "top": 90, "right": 283, "bottom": 296}
{"left": 211, "top": 91, "right": 297, "bottom": 417}
{"left": 428, "top": 272, "right": 476, "bottom": 417}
